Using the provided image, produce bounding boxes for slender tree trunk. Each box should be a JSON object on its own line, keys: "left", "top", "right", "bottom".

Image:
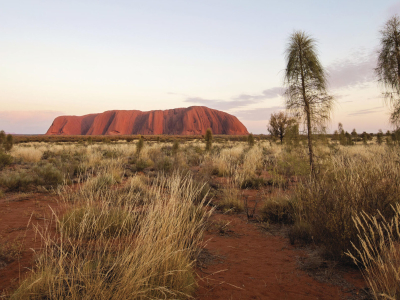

{"left": 299, "top": 46, "right": 315, "bottom": 176}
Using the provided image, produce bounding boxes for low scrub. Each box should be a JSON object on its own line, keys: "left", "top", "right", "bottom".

{"left": 293, "top": 147, "right": 400, "bottom": 259}
{"left": 0, "top": 170, "right": 37, "bottom": 192}
{"left": 218, "top": 186, "right": 244, "bottom": 213}
{"left": 154, "top": 156, "right": 173, "bottom": 173}
{"left": 0, "top": 150, "right": 13, "bottom": 169}
{"left": 260, "top": 194, "right": 295, "bottom": 224}
{"left": 347, "top": 206, "right": 400, "bottom": 300}
{"left": 33, "top": 163, "right": 63, "bottom": 188}
{"left": 12, "top": 147, "right": 43, "bottom": 163}
{"left": 12, "top": 173, "right": 211, "bottom": 299}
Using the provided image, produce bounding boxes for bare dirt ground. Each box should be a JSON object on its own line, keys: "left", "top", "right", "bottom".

{"left": 196, "top": 211, "right": 368, "bottom": 300}
{"left": 0, "top": 193, "right": 60, "bottom": 296}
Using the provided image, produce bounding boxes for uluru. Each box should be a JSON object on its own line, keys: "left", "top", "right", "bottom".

{"left": 46, "top": 106, "right": 249, "bottom": 135}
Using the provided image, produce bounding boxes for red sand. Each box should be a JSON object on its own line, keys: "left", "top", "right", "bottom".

{"left": 46, "top": 106, "right": 249, "bottom": 136}
{"left": 196, "top": 213, "right": 366, "bottom": 300}
{"left": 0, "top": 193, "right": 60, "bottom": 295}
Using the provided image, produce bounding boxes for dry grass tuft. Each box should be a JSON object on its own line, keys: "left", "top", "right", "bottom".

{"left": 12, "top": 147, "right": 43, "bottom": 163}
{"left": 347, "top": 205, "right": 400, "bottom": 300}
{"left": 12, "top": 172, "right": 212, "bottom": 299}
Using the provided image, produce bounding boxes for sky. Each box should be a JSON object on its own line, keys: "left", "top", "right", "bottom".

{"left": 1, "top": 0, "right": 400, "bottom": 134}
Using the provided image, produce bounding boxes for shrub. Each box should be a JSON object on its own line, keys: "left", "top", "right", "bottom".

{"left": 0, "top": 130, "right": 5, "bottom": 144}
{"left": 84, "top": 173, "right": 118, "bottom": 190}
{"left": 134, "top": 158, "right": 153, "bottom": 172}
{"left": 4, "top": 134, "right": 13, "bottom": 151}
{"left": 288, "top": 221, "right": 313, "bottom": 245}
{"left": 260, "top": 195, "right": 295, "bottom": 224}
{"left": 218, "top": 187, "right": 244, "bottom": 213}
{"left": 34, "top": 164, "right": 63, "bottom": 188}
{"left": 136, "top": 136, "right": 144, "bottom": 157}
{"left": 0, "top": 170, "right": 37, "bottom": 192}
{"left": 247, "top": 133, "right": 255, "bottom": 147}
{"left": 0, "top": 150, "right": 13, "bottom": 170}
{"left": 377, "top": 130, "right": 384, "bottom": 145}
{"left": 154, "top": 156, "right": 173, "bottom": 173}
{"left": 293, "top": 148, "right": 400, "bottom": 259}
{"left": 172, "top": 140, "right": 180, "bottom": 155}
{"left": 205, "top": 128, "right": 213, "bottom": 151}
{"left": 275, "top": 150, "right": 310, "bottom": 177}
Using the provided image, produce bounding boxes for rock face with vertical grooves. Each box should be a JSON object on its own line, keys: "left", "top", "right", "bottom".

{"left": 45, "top": 106, "right": 249, "bottom": 135}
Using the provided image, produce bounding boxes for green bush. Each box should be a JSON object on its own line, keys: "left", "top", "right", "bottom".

{"left": 34, "top": 164, "right": 63, "bottom": 188}
{"left": 154, "top": 156, "right": 173, "bottom": 173}
{"left": 134, "top": 158, "right": 153, "bottom": 172}
{"left": 4, "top": 134, "right": 13, "bottom": 151}
{"left": 0, "top": 170, "right": 37, "bottom": 192}
{"left": 275, "top": 151, "right": 310, "bottom": 177}
{"left": 0, "top": 150, "right": 13, "bottom": 170}
{"left": 247, "top": 134, "right": 255, "bottom": 147}
{"left": 103, "top": 150, "right": 118, "bottom": 159}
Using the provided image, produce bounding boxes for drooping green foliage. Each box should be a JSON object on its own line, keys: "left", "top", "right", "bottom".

{"left": 284, "top": 31, "right": 334, "bottom": 174}
{"left": 376, "top": 15, "right": 400, "bottom": 126}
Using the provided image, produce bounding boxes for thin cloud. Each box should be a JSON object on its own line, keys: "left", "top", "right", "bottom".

{"left": 327, "top": 48, "right": 377, "bottom": 89}
{"left": 234, "top": 87, "right": 285, "bottom": 101}
{"left": 185, "top": 87, "right": 284, "bottom": 110}
{"left": 234, "top": 106, "right": 285, "bottom": 121}
{"left": 348, "top": 106, "right": 384, "bottom": 116}
{"left": 184, "top": 97, "right": 261, "bottom": 110}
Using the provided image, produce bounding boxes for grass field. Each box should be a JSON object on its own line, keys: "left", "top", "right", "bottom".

{"left": 0, "top": 134, "right": 399, "bottom": 299}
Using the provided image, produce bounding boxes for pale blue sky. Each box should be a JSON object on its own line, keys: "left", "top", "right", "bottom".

{"left": 1, "top": 0, "right": 399, "bottom": 134}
